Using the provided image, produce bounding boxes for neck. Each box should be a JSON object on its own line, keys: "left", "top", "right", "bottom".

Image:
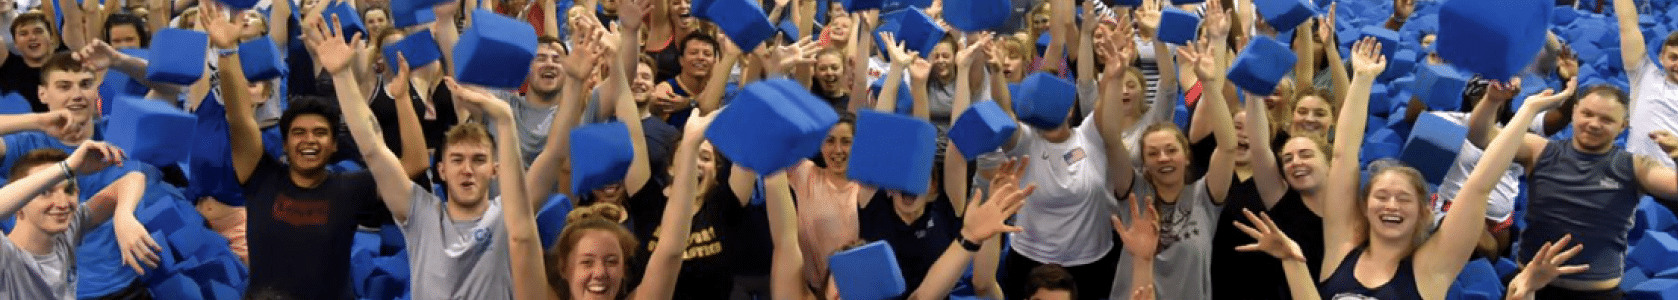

{"left": 1152, "top": 180, "right": 1184, "bottom": 204}
{"left": 6, "top": 224, "right": 57, "bottom": 255}
{"left": 1571, "top": 139, "right": 1614, "bottom": 155}
{"left": 289, "top": 169, "right": 328, "bottom": 189}
{"left": 1234, "top": 166, "right": 1253, "bottom": 181}
{"left": 444, "top": 198, "right": 490, "bottom": 221}
{"left": 22, "top": 53, "right": 49, "bottom": 67}
{"left": 679, "top": 74, "right": 707, "bottom": 92}
{"left": 528, "top": 90, "right": 560, "bottom": 106}
{"left": 1364, "top": 234, "right": 1413, "bottom": 265}
{"left": 896, "top": 203, "right": 925, "bottom": 225}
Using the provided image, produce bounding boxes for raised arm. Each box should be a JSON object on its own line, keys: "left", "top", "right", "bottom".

{"left": 220, "top": 4, "right": 283, "bottom": 184}
{"left": 527, "top": 45, "right": 595, "bottom": 203}
{"left": 1186, "top": 1, "right": 1233, "bottom": 145}
{"left": 73, "top": 40, "right": 186, "bottom": 95}
{"left": 55, "top": 0, "right": 89, "bottom": 50}
{"left": 906, "top": 157, "right": 1033, "bottom": 300}
{"left": 1235, "top": 210, "right": 1319, "bottom": 300}
{"left": 1637, "top": 131, "right": 1678, "bottom": 202}
{"left": 765, "top": 171, "right": 809, "bottom": 300}
{"left": 1318, "top": 7, "right": 1349, "bottom": 103}
{"left": 1246, "top": 77, "right": 1288, "bottom": 206}
{"left": 1092, "top": 20, "right": 1140, "bottom": 193}
{"left": 1321, "top": 38, "right": 1384, "bottom": 274}
{"left": 874, "top": 32, "right": 915, "bottom": 112}
{"left": 613, "top": 0, "right": 654, "bottom": 196}
{"left": 948, "top": 34, "right": 991, "bottom": 214}
{"left": 1414, "top": 80, "right": 1575, "bottom": 295}
{"left": 1465, "top": 78, "right": 1548, "bottom": 171}
{"left": 301, "top": 9, "right": 420, "bottom": 222}
{"left": 845, "top": 13, "right": 874, "bottom": 113}
{"left": 630, "top": 110, "right": 716, "bottom": 300}
{"left": 696, "top": 36, "right": 742, "bottom": 114}
{"left": 1614, "top": 0, "right": 1648, "bottom": 75}
{"left": 1180, "top": 36, "right": 1238, "bottom": 204}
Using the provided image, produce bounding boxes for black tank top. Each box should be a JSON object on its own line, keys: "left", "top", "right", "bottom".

{"left": 1319, "top": 247, "right": 1423, "bottom": 300}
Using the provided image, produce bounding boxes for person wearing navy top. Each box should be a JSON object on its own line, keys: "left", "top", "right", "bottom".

{"left": 858, "top": 184, "right": 962, "bottom": 293}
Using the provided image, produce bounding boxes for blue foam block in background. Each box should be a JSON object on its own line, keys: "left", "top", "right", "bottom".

{"left": 108, "top": 97, "right": 197, "bottom": 167}
{"left": 842, "top": 0, "right": 884, "bottom": 11}
{"left": 848, "top": 110, "right": 937, "bottom": 195}
{"left": 707, "top": 79, "right": 839, "bottom": 174}
{"left": 829, "top": 241, "right": 907, "bottom": 300}
{"left": 1011, "top": 73, "right": 1077, "bottom": 130}
{"left": 1157, "top": 8, "right": 1201, "bottom": 45}
{"left": 948, "top": 101, "right": 1018, "bottom": 160}
{"left": 145, "top": 29, "right": 207, "bottom": 85}
{"left": 453, "top": 9, "right": 538, "bottom": 89}
{"left": 1631, "top": 278, "right": 1678, "bottom": 300}
{"left": 1360, "top": 25, "right": 1400, "bottom": 61}
{"left": 537, "top": 193, "right": 574, "bottom": 248}
{"left": 1226, "top": 36, "right": 1298, "bottom": 95}
{"left": 150, "top": 273, "right": 206, "bottom": 300}
{"left": 1632, "top": 231, "right": 1678, "bottom": 276}
{"left": 383, "top": 30, "right": 443, "bottom": 70}
{"left": 1414, "top": 64, "right": 1469, "bottom": 111}
{"left": 568, "top": 122, "right": 633, "bottom": 197}
{"left": 0, "top": 93, "right": 31, "bottom": 114}
{"left": 389, "top": 0, "right": 444, "bottom": 27}
{"left": 1255, "top": 0, "right": 1315, "bottom": 31}
{"left": 944, "top": 0, "right": 1009, "bottom": 31}
{"left": 703, "top": 0, "right": 775, "bottom": 51}
{"left": 1400, "top": 113, "right": 1467, "bottom": 186}
{"left": 239, "top": 36, "right": 287, "bottom": 81}
{"left": 1437, "top": 0, "right": 1548, "bottom": 80}
{"left": 1382, "top": 49, "right": 1418, "bottom": 82}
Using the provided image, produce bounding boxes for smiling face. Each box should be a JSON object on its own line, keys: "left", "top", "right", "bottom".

{"left": 1232, "top": 110, "right": 1252, "bottom": 165}
{"left": 1279, "top": 137, "right": 1330, "bottom": 193}
{"left": 530, "top": 43, "right": 565, "bottom": 94}
{"left": 364, "top": 9, "right": 391, "bottom": 37}
{"left": 821, "top": 122, "right": 854, "bottom": 172}
{"left": 827, "top": 15, "right": 852, "bottom": 44}
{"left": 1289, "top": 95, "right": 1334, "bottom": 139}
{"left": 1363, "top": 170, "right": 1426, "bottom": 244}
{"left": 40, "top": 68, "right": 97, "bottom": 118}
{"left": 815, "top": 51, "right": 846, "bottom": 93}
{"left": 12, "top": 19, "right": 56, "bottom": 61}
{"left": 1569, "top": 90, "right": 1629, "bottom": 153}
{"left": 1142, "top": 129, "right": 1190, "bottom": 187}
{"left": 1661, "top": 44, "right": 1678, "bottom": 83}
{"left": 439, "top": 140, "right": 496, "bottom": 208}
{"left": 680, "top": 38, "right": 717, "bottom": 79}
{"left": 565, "top": 230, "right": 627, "bottom": 300}
{"left": 633, "top": 61, "right": 655, "bottom": 104}
{"left": 930, "top": 41, "right": 955, "bottom": 81}
{"left": 284, "top": 114, "right": 338, "bottom": 174}
{"left": 17, "top": 164, "right": 79, "bottom": 234}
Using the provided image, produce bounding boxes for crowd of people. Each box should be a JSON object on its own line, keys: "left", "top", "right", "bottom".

{"left": 0, "top": 0, "right": 1676, "bottom": 299}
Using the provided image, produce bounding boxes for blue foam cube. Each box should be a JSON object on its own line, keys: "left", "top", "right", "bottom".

{"left": 1631, "top": 278, "right": 1678, "bottom": 300}
{"left": 149, "top": 274, "right": 205, "bottom": 300}
{"left": 848, "top": 110, "right": 937, "bottom": 195}
{"left": 1382, "top": 49, "right": 1418, "bottom": 82}
{"left": 777, "top": 20, "right": 801, "bottom": 43}
{"left": 218, "top": 0, "right": 260, "bottom": 9}
{"left": 166, "top": 227, "right": 222, "bottom": 258}
{"left": 1255, "top": 0, "right": 1315, "bottom": 32}
{"left": 0, "top": 93, "right": 30, "bottom": 114}
{"left": 706, "top": 79, "right": 838, "bottom": 174}
{"left": 108, "top": 96, "right": 197, "bottom": 166}
{"left": 569, "top": 122, "right": 633, "bottom": 197}
{"left": 1635, "top": 231, "right": 1678, "bottom": 276}
{"left": 326, "top": 1, "right": 366, "bottom": 42}
{"left": 239, "top": 36, "right": 286, "bottom": 81}
{"left": 1639, "top": 197, "right": 1678, "bottom": 236}
{"left": 842, "top": 0, "right": 884, "bottom": 11}
{"left": 147, "top": 231, "right": 177, "bottom": 272}
{"left": 537, "top": 193, "right": 574, "bottom": 248}
{"left": 1449, "top": 259, "right": 1504, "bottom": 300}
{"left": 383, "top": 29, "right": 443, "bottom": 70}
{"left": 1400, "top": 113, "right": 1468, "bottom": 186}
{"left": 380, "top": 223, "right": 405, "bottom": 255}
{"left": 373, "top": 254, "right": 411, "bottom": 282}
{"left": 1011, "top": 73, "right": 1077, "bottom": 130}
{"left": 203, "top": 280, "right": 240, "bottom": 300}
{"left": 1553, "top": 6, "right": 1580, "bottom": 25}
{"left": 1414, "top": 64, "right": 1470, "bottom": 111}
{"left": 144, "top": 29, "right": 207, "bottom": 85}
{"left": 829, "top": 241, "right": 907, "bottom": 300}
{"left": 1369, "top": 84, "right": 1392, "bottom": 116}
{"left": 1226, "top": 36, "right": 1298, "bottom": 95}
{"left": 703, "top": 0, "right": 775, "bottom": 51}
{"left": 1157, "top": 8, "right": 1201, "bottom": 45}
{"left": 389, "top": 0, "right": 444, "bottom": 27}
{"left": 453, "top": 9, "right": 537, "bottom": 89}
{"left": 894, "top": 8, "right": 947, "bottom": 58}
{"left": 1170, "top": 0, "right": 1203, "bottom": 4}
{"left": 1360, "top": 25, "right": 1400, "bottom": 62}
{"left": 1627, "top": 267, "right": 1653, "bottom": 291}
{"left": 948, "top": 101, "right": 1018, "bottom": 160}
{"left": 945, "top": 0, "right": 1009, "bottom": 31}
{"left": 1437, "top": 0, "right": 1548, "bottom": 80}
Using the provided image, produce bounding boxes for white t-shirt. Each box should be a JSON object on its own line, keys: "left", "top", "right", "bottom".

{"left": 397, "top": 184, "right": 513, "bottom": 300}
{"left": 1428, "top": 112, "right": 1522, "bottom": 229}
{"left": 1629, "top": 58, "right": 1678, "bottom": 168}
{"left": 1005, "top": 115, "right": 1120, "bottom": 265}
{"left": 0, "top": 209, "right": 92, "bottom": 300}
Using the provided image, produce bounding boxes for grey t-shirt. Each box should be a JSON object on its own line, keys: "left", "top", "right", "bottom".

{"left": 0, "top": 209, "right": 92, "bottom": 300}
{"left": 397, "top": 184, "right": 513, "bottom": 300}
{"left": 1110, "top": 179, "right": 1221, "bottom": 300}
{"left": 498, "top": 90, "right": 557, "bottom": 166}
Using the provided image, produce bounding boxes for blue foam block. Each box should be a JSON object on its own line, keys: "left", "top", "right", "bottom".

{"left": 187, "top": 258, "right": 238, "bottom": 284}
{"left": 109, "top": 96, "right": 197, "bottom": 166}
{"left": 326, "top": 1, "right": 366, "bottom": 42}
{"left": 1255, "top": 0, "right": 1315, "bottom": 31}
{"left": 383, "top": 29, "right": 443, "bottom": 71}
{"left": 0, "top": 93, "right": 30, "bottom": 114}
{"left": 1633, "top": 231, "right": 1678, "bottom": 276}
{"left": 202, "top": 280, "right": 240, "bottom": 300}
{"left": 894, "top": 8, "right": 947, "bottom": 58}
{"left": 217, "top": 0, "right": 259, "bottom": 9}
{"left": 1628, "top": 267, "right": 1652, "bottom": 291}
{"left": 1360, "top": 26, "right": 1400, "bottom": 61}
{"left": 1437, "top": 0, "right": 1548, "bottom": 80}
{"left": 1657, "top": 266, "right": 1678, "bottom": 278}
{"left": 1414, "top": 64, "right": 1469, "bottom": 111}
{"left": 147, "top": 231, "right": 177, "bottom": 273}
{"left": 945, "top": 0, "right": 1008, "bottom": 31}
{"left": 1631, "top": 278, "right": 1678, "bottom": 300}
{"left": 1226, "top": 36, "right": 1298, "bottom": 95}
{"left": 1171, "top": 0, "right": 1205, "bottom": 4}
{"left": 1382, "top": 49, "right": 1418, "bottom": 82}
{"left": 351, "top": 247, "right": 377, "bottom": 294}
{"left": 166, "top": 227, "right": 221, "bottom": 258}
{"left": 380, "top": 223, "right": 405, "bottom": 255}
{"left": 1400, "top": 113, "right": 1468, "bottom": 186}
{"left": 138, "top": 197, "right": 187, "bottom": 235}
{"left": 1011, "top": 73, "right": 1077, "bottom": 130}
{"left": 239, "top": 36, "right": 286, "bottom": 81}
{"left": 707, "top": 79, "right": 839, "bottom": 174}
{"left": 703, "top": 0, "right": 775, "bottom": 51}
{"left": 842, "top": 0, "right": 883, "bottom": 11}
{"left": 1449, "top": 259, "right": 1504, "bottom": 300}
{"left": 872, "top": 78, "right": 915, "bottom": 115}
{"left": 373, "top": 254, "right": 411, "bottom": 282}
{"left": 1639, "top": 197, "right": 1678, "bottom": 238}
{"left": 829, "top": 241, "right": 907, "bottom": 300}
{"left": 149, "top": 274, "right": 205, "bottom": 300}
{"left": 144, "top": 29, "right": 207, "bottom": 85}
{"left": 1369, "top": 84, "right": 1392, "bottom": 116}
{"left": 537, "top": 193, "right": 574, "bottom": 248}
{"left": 389, "top": 0, "right": 443, "bottom": 27}
{"left": 453, "top": 9, "right": 538, "bottom": 89}
{"left": 948, "top": 101, "right": 1018, "bottom": 160}
{"left": 1553, "top": 6, "right": 1579, "bottom": 25}
{"left": 777, "top": 20, "right": 801, "bottom": 43}
{"left": 1157, "top": 8, "right": 1201, "bottom": 45}
{"left": 847, "top": 110, "right": 937, "bottom": 195}
{"left": 1494, "top": 257, "right": 1520, "bottom": 280}
{"left": 569, "top": 122, "right": 633, "bottom": 198}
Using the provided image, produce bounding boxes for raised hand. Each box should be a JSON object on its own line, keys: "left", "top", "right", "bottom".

{"left": 444, "top": 77, "right": 513, "bottom": 119}
{"left": 1518, "top": 77, "right": 1577, "bottom": 114}
{"left": 1203, "top": 0, "right": 1230, "bottom": 40}
{"left": 1233, "top": 209, "right": 1306, "bottom": 261}
{"left": 880, "top": 32, "right": 919, "bottom": 67}
{"left": 619, "top": 0, "right": 653, "bottom": 29}
{"left": 565, "top": 32, "right": 606, "bottom": 80}
{"left": 956, "top": 32, "right": 994, "bottom": 67}
{"left": 302, "top": 12, "right": 366, "bottom": 74}
{"left": 988, "top": 156, "right": 1029, "bottom": 188}
{"left": 1101, "top": 32, "right": 1137, "bottom": 76}
{"left": 67, "top": 141, "right": 126, "bottom": 175}
{"left": 682, "top": 108, "right": 720, "bottom": 137}
{"left": 1112, "top": 193, "right": 1159, "bottom": 258}
{"left": 909, "top": 58, "right": 932, "bottom": 82}
{"left": 385, "top": 52, "right": 413, "bottom": 100}
{"left": 1176, "top": 38, "right": 1218, "bottom": 83}
{"left": 1349, "top": 37, "right": 1387, "bottom": 78}
{"left": 1483, "top": 77, "right": 1524, "bottom": 105}
{"left": 1135, "top": 0, "right": 1162, "bottom": 39}
{"left": 1316, "top": 3, "right": 1337, "bottom": 44}
{"left": 963, "top": 161, "right": 1034, "bottom": 243}
{"left": 71, "top": 40, "right": 120, "bottom": 72}
{"left": 200, "top": 1, "right": 241, "bottom": 49}
{"left": 766, "top": 37, "right": 819, "bottom": 74}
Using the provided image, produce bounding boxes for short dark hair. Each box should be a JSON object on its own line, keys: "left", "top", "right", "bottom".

{"left": 279, "top": 96, "right": 342, "bottom": 140}
{"left": 9, "top": 149, "right": 76, "bottom": 195}
{"left": 39, "top": 52, "right": 87, "bottom": 82}
{"left": 1663, "top": 31, "right": 1678, "bottom": 52}
{"left": 678, "top": 32, "right": 720, "bottom": 56}
{"left": 105, "top": 13, "right": 151, "bottom": 47}
{"left": 1026, "top": 264, "right": 1078, "bottom": 299}
{"left": 10, "top": 12, "right": 54, "bottom": 39}
{"left": 1580, "top": 84, "right": 1631, "bottom": 114}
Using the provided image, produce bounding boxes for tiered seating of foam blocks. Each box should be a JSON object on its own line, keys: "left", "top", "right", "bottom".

{"left": 1382, "top": 49, "right": 1418, "bottom": 82}
{"left": 848, "top": 110, "right": 937, "bottom": 195}
{"left": 109, "top": 97, "right": 197, "bottom": 167}
{"left": 1361, "top": 127, "right": 1402, "bottom": 165}
{"left": 145, "top": 29, "right": 208, "bottom": 85}
{"left": 1632, "top": 279, "right": 1678, "bottom": 300}
{"left": 943, "top": 0, "right": 1008, "bottom": 31}
{"left": 1399, "top": 113, "right": 1467, "bottom": 187}
{"left": 1446, "top": 258, "right": 1503, "bottom": 300}
{"left": 1632, "top": 231, "right": 1678, "bottom": 277}
{"left": 830, "top": 241, "right": 907, "bottom": 300}
{"left": 136, "top": 196, "right": 251, "bottom": 300}
{"left": 536, "top": 193, "right": 574, "bottom": 248}
{"left": 569, "top": 122, "right": 632, "bottom": 196}
{"left": 383, "top": 30, "right": 443, "bottom": 70}
{"left": 454, "top": 9, "right": 538, "bottom": 89}
{"left": 1436, "top": 0, "right": 1548, "bottom": 80}
{"left": 1011, "top": 73, "right": 1077, "bottom": 130}
{"left": 240, "top": 36, "right": 287, "bottom": 80}
{"left": 948, "top": 101, "right": 1018, "bottom": 160}
{"left": 707, "top": 79, "right": 839, "bottom": 173}
{"left": 1226, "top": 36, "right": 1297, "bottom": 95}
{"left": 1635, "top": 197, "right": 1678, "bottom": 243}
{"left": 1157, "top": 8, "right": 1200, "bottom": 45}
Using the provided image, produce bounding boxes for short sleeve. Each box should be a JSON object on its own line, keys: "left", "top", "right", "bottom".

{"left": 1006, "top": 123, "right": 1041, "bottom": 156}
{"left": 245, "top": 154, "right": 287, "bottom": 188}
{"left": 339, "top": 171, "right": 381, "bottom": 209}
{"left": 398, "top": 183, "right": 443, "bottom": 229}
{"left": 68, "top": 206, "right": 94, "bottom": 245}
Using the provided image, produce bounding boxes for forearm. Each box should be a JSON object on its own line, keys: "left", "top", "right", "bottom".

{"left": 1466, "top": 94, "right": 1503, "bottom": 149}
{"left": 875, "top": 65, "right": 908, "bottom": 111}
{"left": 766, "top": 172, "right": 805, "bottom": 300}
{"left": 910, "top": 78, "right": 930, "bottom": 119}
{"left": 1325, "top": 46, "right": 1349, "bottom": 103}
{"left": 907, "top": 243, "right": 976, "bottom": 300}
{"left": 1282, "top": 259, "right": 1322, "bottom": 300}
{"left": 698, "top": 53, "right": 739, "bottom": 113}
{"left": 640, "top": 135, "right": 704, "bottom": 300}
{"left": 0, "top": 165, "right": 72, "bottom": 218}
{"left": 391, "top": 81, "right": 430, "bottom": 178}
{"left": 528, "top": 80, "right": 582, "bottom": 202}
{"left": 0, "top": 114, "right": 49, "bottom": 135}
{"left": 220, "top": 54, "right": 264, "bottom": 182}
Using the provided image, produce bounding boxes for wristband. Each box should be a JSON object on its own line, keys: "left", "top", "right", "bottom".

{"left": 959, "top": 237, "right": 982, "bottom": 252}
{"left": 216, "top": 47, "right": 238, "bottom": 57}
{"left": 59, "top": 161, "right": 75, "bottom": 178}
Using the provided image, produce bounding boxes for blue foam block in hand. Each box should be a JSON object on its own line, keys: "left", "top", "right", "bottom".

{"left": 948, "top": 101, "right": 1018, "bottom": 160}
{"left": 1634, "top": 231, "right": 1678, "bottom": 276}
{"left": 1011, "top": 73, "right": 1078, "bottom": 130}
{"left": 239, "top": 36, "right": 287, "bottom": 81}
{"left": 1413, "top": 64, "right": 1470, "bottom": 111}
{"left": 569, "top": 122, "right": 633, "bottom": 197}
{"left": 894, "top": 7, "right": 947, "bottom": 58}
{"left": 703, "top": 0, "right": 775, "bottom": 51}
{"left": 1226, "top": 36, "right": 1298, "bottom": 95}
{"left": 109, "top": 96, "right": 197, "bottom": 166}
{"left": 144, "top": 29, "right": 207, "bottom": 85}
{"left": 1631, "top": 278, "right": 1678, "bottom": 300}
{"left": 706, "top": 79, "right": 839, "bottom": 174}
{"left": 383, "top": 29, "right": 443, "bottom": 70}
{"left": 944, "top": 0, "right": 1009, "bottom": 31}
{"left": 326, "top": 1, "right": 366, "bottom": 42}
{"left": 1157, "top": 8, "right": 1201, "bottom": 45}
{"left": 1437, "top": 0, "right": 1548, "bottom": 80}
{"left": 1399, "top": 113, "right": 1468, "bottom": 186}
{"left": 537, "top": 193, "right": 574, "bottom": 248}
{"left": 389, "top": 0, "right": 444, "bottom": 27}
{"left": 829, "top": 241, "right": 907, "bottom": 300}
{"left": 1254, "top": 0, "right": 1315, "bottom": 32}
{"left": 453, "top": 9, "right": 538, "bottom": 89}
{"left": 848, "top": 110, "right": 937, "bottom": 195}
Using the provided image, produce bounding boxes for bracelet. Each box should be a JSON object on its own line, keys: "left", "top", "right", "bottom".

{"left": 58, "top": 161, "right": 74, "bottom": 179}
{"left": 216, "top": 47, "right": 239, "bottom": 57}
{"left": 959, "top": 237, "right": 982, "bottom": 252}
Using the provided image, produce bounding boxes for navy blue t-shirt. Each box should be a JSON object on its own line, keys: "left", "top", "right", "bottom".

{"left": 242, "top": 154, "right": 380, "bottom": 300}
{"left": 859, "top": 192, "right": 961, "bottom": 293}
